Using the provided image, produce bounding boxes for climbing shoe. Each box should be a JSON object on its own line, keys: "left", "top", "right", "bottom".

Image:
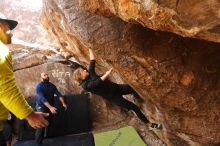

{"left": 149, "top": 123, "right": 162, "bottom": 130}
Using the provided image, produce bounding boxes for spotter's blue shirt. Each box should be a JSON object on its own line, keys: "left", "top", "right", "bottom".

{"left": 35, "top": 82, "right": 62, "bottom": 106}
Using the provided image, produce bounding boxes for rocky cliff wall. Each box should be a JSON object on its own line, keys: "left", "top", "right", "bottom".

{"left": 12, "top": 46, "right": 165, "bottom": 145}
{"left": 80, "top": 0, "right": 220, "bottom": 43}
{"left": 40, "top": 0, "right": 220, "bottom": 146}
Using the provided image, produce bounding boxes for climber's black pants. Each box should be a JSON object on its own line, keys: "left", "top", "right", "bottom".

{"left": 110, "top": 84, "right": 149, "bottom": 123}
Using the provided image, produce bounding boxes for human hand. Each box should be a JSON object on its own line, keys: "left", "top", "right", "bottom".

{"left": 89, "top": 48, "right": 95, "bottom": 60}
{"left": 26, "top": 112, "right": 49, "bottom": 129}
{"left": 101, "top": 68, "right": 113, "bottom": 81}
{"left": 106, "top": 68, "right": 113, "bottom": 75}
{"left": 63, "top": 104, "right": 67, "bottom": 111}
{"left": 49, "top": 106, "right": 57, "bottom": 114}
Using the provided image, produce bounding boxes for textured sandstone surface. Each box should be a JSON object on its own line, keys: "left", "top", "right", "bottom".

{"left": 1, "top": 0, "right": 165, "bottom": 145}
{"left": 40, "top": 0, "right": 220, "bottom": 146}
{"left": 0, "top": 0, "right": 57, "bottom": 48}
{"left": 12, "top": 47, "right": 165, "bottom": 145}
{"left": 79, "top": 0, "right": 220, "bottom": 43}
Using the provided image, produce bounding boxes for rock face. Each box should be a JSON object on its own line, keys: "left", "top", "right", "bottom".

{"left": 13, "top": 47, "right": 166, "bottom": 145}
{"left": 79, "top": 0, "right": 220, "bottom": 43}
{"left": 0, "top": 0, "right": 57, "bottom": 48}
{"left": 11, "top": 45, "right": 80, "bottom": 98}
{"left": 41, "top": 0, "right": 220, "bottom": 146}
{"left": 14, "top": 62, "right": 81, "bottom": 97}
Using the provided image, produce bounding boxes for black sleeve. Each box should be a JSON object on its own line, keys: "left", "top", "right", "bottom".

{"left": 88, "top": 60, "right": 96, "bottom": 75}
{"left": 87, "top": 78, "right": 102, "bottom": 89}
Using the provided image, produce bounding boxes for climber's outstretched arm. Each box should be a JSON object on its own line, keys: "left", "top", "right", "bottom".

{"left": 89, "top": 48, "right": 95, "bottom": 60}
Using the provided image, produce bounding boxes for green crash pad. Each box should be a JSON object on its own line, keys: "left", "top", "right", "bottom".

{"left": 94, "top": 126, "right": 147, "bottom": 146}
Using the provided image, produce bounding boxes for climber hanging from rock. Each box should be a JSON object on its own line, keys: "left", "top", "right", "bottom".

{"left": 73, "top": 48, "right": 162, "bottom": 130}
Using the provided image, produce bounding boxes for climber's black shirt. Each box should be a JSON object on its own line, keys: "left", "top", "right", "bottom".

{"left": 81, "top": 60, "right": 118, "bottom": 99}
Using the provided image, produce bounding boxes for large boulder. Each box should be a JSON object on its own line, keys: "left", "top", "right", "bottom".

{"left": 40, "top": 0, "right": 220, "bottom": 146}
{"left": 13, "top": 48, "right": 166, "bottom": 145}
{"left": 80, "top": 0, "right": 220, "bottom": 43}
{"left": 0, "top": 0, "right": 57, "bottom": 48}
{"left": 14, "top": 62, "right": 81, "bottom": 97}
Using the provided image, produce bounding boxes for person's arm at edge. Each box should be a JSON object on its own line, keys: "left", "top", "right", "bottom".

{"left": 59, "top": 97, "right": 67, "bottom": 110}
{"left": 0, "top": 88, "right": 49, "bottom": 129}
{"left": 39, "top": 97, "right": 57, "bottom": 114}
{"left": 86, "top": 68, "right": 113, "bottom": 88}
{"left": 100, "top": 68, "right": 113, "bottom": 81}
{"left": 0, "top": 90, "right": 33, "bottom": 120}
{"left": 88, "top": 48, "right": 97, "bottom": 75}
{"left": 0, "top": 49, "right": 48, "bottom": 129}
{"left": 54, "top": 86, "right": 67, "bottom": 110}
{"left": 43, "top": 102, "right": 57, "bottom": 113}
{"left": 89, "top": 48, "right": 95, "bottom": 60}
{"left": 89, "top": 48, "right": 113, "bottom": 81}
